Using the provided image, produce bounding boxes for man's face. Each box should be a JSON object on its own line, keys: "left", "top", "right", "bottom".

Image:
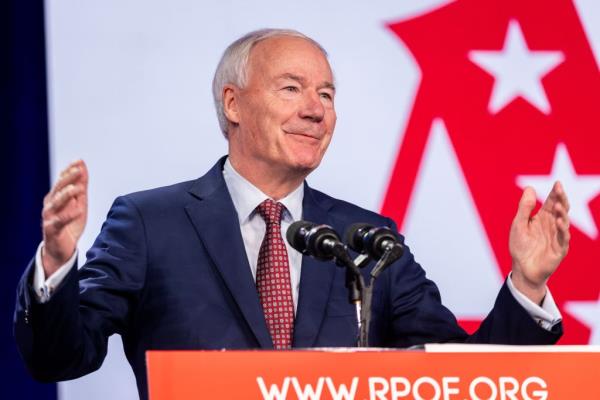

{"left": 226, "top": 36, "right": 337, "bottom": 177}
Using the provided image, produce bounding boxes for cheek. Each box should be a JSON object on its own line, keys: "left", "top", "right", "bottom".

{"left": 322, "top": 112, "right": 337, "bottom": 141}
{"left": 327, "top": 117, "right": 337, "bottom": 138}
{"left": 328, "top": 106, "right": 337, "bottom": 126}
{"left": 259, "top": 97, "right": 289, "bottom": 127}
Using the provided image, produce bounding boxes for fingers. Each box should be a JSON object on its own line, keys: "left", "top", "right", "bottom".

{"left": 43, "top": 206, "right": 84, "bottom": 233}
{"left": 59, "top": 159, "right": 87, "bottom": 179}
{"left": 49, "top": 160, "right": 88, "bottom": 200}
{"left": 75, "top": 159, "right": 89, "bottom": 186}
{"left": 556, "top": 216, "right": 570, "bottom": 241}
{"left": 542, "top": 181, "right": 570, "bottom": 213}
{"left": 546, "top": 181, "right": 570, "bottom": 249}
{"left": 515, "top": 186, "right": 537, "bottom": 224}
{"left": 554, "top": 181, "right": 570, "bottom": 212}
{"left": 42, "top": 159, "right": 88, "bottom": 236}
{"left": 554, "top": 201, "right": 571, "bottom": 250}
{"left": 553, "top": 200, "right": 570, "bottom": 228}
{"left": 42, "top": 183, "right": 85, "bottom": 220}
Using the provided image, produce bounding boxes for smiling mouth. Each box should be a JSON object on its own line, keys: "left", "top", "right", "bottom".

{"left": 285, "top": 131, "right": 321, "bottom": 141}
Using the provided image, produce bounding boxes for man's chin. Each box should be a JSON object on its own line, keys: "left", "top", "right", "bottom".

{"left": 285, "top": 142, "right": 328, "bottom": 169}
{"left": 288, "top": 156, "right": 322, "bottom": 176}
{"left": 278, "top": 143, "right": 328, "bottom": 177}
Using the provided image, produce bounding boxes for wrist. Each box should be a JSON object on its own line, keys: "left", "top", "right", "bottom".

{"left": 41, "top": 245, "right": 72, "bottom": 277}
{"left": 510, "top": 269, "right": 547, "bottom": 305}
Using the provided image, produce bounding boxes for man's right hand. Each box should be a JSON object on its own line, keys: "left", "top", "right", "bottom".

{"left": 41, "top": 160, "right": 88, "bottom": 277}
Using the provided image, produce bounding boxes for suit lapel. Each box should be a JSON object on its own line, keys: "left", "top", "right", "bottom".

{"left": 293, "top": 185, "right": 337, "bottom": 348}
{"left": 184, "top": 159, "right": 272, "bottom": 348}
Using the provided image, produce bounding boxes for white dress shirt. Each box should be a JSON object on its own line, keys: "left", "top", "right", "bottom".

{"left": 32, "top": 158, "right": 562, "bottom": 328}
{"left": 222, "top": 158, "right": 304, "bottom": 312}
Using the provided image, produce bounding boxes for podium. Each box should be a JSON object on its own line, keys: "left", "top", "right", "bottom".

{"left": 147, "top": 345, "right": 600, "bottom": 399}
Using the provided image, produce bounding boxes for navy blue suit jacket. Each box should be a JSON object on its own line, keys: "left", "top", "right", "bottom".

{"left": 14, "top": 157, "right": 561, "bottom": 399}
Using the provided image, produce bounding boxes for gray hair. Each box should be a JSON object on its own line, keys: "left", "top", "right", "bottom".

{"left": 212, "top": 28, "right": 328, "bottom": 137}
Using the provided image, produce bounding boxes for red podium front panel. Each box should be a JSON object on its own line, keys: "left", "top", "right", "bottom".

{"left": 147, "top": 348, "right": 600, "bottom": 399}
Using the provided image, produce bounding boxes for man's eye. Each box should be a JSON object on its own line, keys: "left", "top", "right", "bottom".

{"left": 283, "top": 86, "right": 299, "bottom": 92}
{"left": 319, "top": 92, "right": 332, "bottom": 100}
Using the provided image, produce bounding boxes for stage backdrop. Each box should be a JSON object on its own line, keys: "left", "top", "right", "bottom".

{"left": 44, "top": 0, "right": 600, "bottom": 398}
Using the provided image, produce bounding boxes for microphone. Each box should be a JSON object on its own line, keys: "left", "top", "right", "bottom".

{"left": 344, "top": 223, "right": 403, "bottom": 260}
{"left": 288, "top": 221, "right": 366, "bottom": 345}
{"left": 287, "top": 220, "right": 347, "bottom": 261}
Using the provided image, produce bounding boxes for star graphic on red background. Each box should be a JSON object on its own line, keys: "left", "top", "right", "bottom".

{"left": 381, "top": 0, "right": 600, "bottom": 343}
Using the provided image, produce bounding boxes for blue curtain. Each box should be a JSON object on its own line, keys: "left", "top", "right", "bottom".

{"left": 0, "top": 0, "right": 57, "bottom": 398}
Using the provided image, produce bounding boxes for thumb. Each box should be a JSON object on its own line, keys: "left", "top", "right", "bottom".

{"left": 515, "top": 187, "right": 537, "bottom": 224}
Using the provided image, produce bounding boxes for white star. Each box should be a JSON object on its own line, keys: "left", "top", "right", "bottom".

{"left": 469, "top": 19, "right": 564, "bottom": 114}
{"left": 516, "top": 143, "right": 600, "bottom": 239}
{"left": 565, "top": 296, "right": 600, "bottom": 344}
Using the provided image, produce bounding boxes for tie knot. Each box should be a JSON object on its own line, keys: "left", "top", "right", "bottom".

{"left": 257, "top": 199, "right": 285, "bottom": 225}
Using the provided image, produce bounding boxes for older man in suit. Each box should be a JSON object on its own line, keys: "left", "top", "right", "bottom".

{"left": 14, "top": 29, "right": 570, "bottom": 399}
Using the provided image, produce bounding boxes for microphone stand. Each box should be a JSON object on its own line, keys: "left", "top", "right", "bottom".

{"left": 289, "top": 221, "right": 401, "bottom": 347}
{"left": 334, "top": 249, "right": 384, "bottom": 347}
{"left": 345, "top": 268, "right": 362, "bottom": 338}
{"left": 349, "top": 254, "right": 370, "bottom": 347}
{"left": 356, "top": 245, "right": 404, "bottom": 347}
{"left": 330, "top": 245, "right": 368, "bottom": 346}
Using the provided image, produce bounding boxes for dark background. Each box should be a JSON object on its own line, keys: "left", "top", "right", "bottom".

{"left": 0, "top": 0, "right": 56, "bottom": 398}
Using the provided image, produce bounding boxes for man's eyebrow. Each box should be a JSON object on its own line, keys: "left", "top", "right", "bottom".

{"left": 277, "top": 73, "right": 306, "bottom": 84}
{"left": 319, "top": 82, "right": 336, "bottom": 92}
{"left": 276, "top": 73, "right": 336, "bottom": 91}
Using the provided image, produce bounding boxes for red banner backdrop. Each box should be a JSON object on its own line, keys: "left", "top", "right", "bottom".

{"left": 381, "top": 0, "right": 600, "bottom": 343}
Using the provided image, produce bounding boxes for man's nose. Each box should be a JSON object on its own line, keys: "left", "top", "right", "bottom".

{"left": 299, "top": 90, "right": 325, "bottom": 122}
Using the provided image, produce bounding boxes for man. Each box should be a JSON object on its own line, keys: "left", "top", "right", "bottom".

{"left": 14, "top": 29, "right": 570, "bottom": 399}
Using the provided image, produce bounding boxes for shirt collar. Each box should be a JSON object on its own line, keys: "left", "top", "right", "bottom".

{"left": 222, "top": 157, "right": 304, "bottom": 224}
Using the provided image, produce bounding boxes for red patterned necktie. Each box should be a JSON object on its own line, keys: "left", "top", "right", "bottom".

{"left": 256, "top": 199, "right": 295, "bottom": 349}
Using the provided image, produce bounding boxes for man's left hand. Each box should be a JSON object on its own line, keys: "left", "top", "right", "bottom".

{"left": 509, "top": 181, "right": 570, "bottom": 304}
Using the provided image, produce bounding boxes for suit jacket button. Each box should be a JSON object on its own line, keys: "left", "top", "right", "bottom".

{"left": 24, "top": 309, "right": 30, "bottom": 324}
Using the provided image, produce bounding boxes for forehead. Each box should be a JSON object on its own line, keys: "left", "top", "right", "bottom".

{"left": 246, "top": 36, "right": 333, "bottom": 82}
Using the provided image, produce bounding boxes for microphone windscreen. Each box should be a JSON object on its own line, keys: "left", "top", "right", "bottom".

{"left": 286, "top": 220, "right": 314, "bottom": 252}
{"left": 344, "top": 223, "right": 373, "bottom": 253}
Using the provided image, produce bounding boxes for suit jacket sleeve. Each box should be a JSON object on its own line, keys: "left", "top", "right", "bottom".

{"left": 13, "top": 196, "right": 147, "bottom": 381}
{"left": 375, "top": 218, "right": 562, "bottom": 347}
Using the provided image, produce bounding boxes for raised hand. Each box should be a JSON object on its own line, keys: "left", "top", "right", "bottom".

{"left": 41, "top": 160, "right": 89, "bottom": 277}
{"left": 509, "top": 181, "right": 570, "bottom": 304}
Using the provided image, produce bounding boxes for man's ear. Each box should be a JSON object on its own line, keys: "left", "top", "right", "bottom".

{"left": 223, "top": 85, "right": 241, "bottom": 125}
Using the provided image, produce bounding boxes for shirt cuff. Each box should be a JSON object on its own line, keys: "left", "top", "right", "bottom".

{"left": 33, "top": 241, "right": 78, "bottom": 303}
{"left": 506, "top": 272, "right": 562, "bottom": 330}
